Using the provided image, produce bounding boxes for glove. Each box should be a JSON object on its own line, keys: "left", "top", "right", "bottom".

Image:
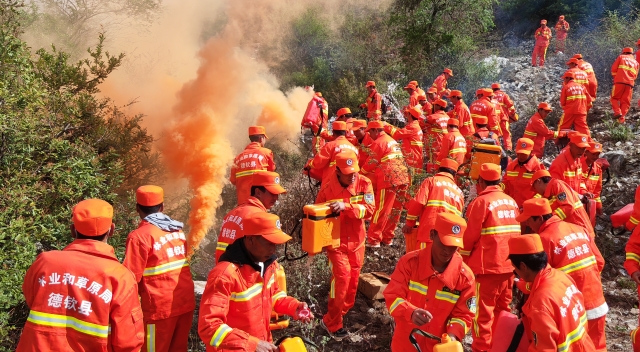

{"left": 359, "top": 103, "right": 367, "bottom": 109}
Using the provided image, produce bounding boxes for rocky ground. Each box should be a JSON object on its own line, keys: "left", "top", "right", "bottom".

{"left": 187, "top": 51, "right": 640, "bottom": 351}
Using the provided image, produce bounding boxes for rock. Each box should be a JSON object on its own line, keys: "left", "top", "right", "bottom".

{"left": 194, "top": 280, "right": 206, "bottom": 295}
{"left": 602, "top": 151, "right": 626, "bottom": 174}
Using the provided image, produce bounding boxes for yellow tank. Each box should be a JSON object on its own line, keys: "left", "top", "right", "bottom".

{"left": 404, "top": 223, "right": 419, "bottom": 253}
{"left": 302, "top": 204, "right": 340, "bottom": 254}
{"left": 469, "top": 144, "right": 502, "bottom": 180}
{"left": 278, "top": 336, "right": 308, "bottom": 351}
{"left": 432, "top": 334, "right": 463, "bottom": 352}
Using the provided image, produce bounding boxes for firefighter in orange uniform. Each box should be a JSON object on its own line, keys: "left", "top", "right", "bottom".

{"left": 320, "top": 108, "right": 358, "bottom": 145}
{"left": 461, "top": 163, "right": 520, "bottom": 352}
{"left": 316, "top": 151, "right": 375, "bottom": 340}
{"left": 410, "top": 80, "right": 426, "bottom": 97}
{"left": 523, "top": 102, "right": 563, "bottom": 158}
{"left": 565, "top": 58, "right": 591, "bottom": 98}
{"left": 17, "top": 199, "right": 144, "bottom": 352}
{"left": 230, "top": 126, "right": 276, "bottom": 205}
{"left": 554, "top": 15, "right": 570, "bottom": 53}
{"left": 384, "top": 213, "right": 475, "bottom": 352}
{"left": 508, "top": 234, "right": 596, "bottom": 350}
{"left": 531, "top": 170, "right": 595, "bottom": 238}
{"left": 404, "top": 82, "right": 420, "bottom": 108}
{"left": 448, "top": 90, "right": 474, "bottom": 136}
{"left": 215, "top": 172, "right": 286, "bottom": 263}
{"left": 470, "top": 89, "right": 500, "bottom": 137}
{"left": 437, "top": 119, "right": 467, "bottom": 166}
{"left": 198, "top": 212, "right": 314, "bottom": 351}
{"left": 403, "top": 158, "right": 464, "bottom": 250}
{"left": 559, "top": 71, "right": 593, "bottom": 136}
{"left": 492, "top": 83, "right": 517, "bottom": 151}
{"left": 122, "top": 186, "right": 195, "bottom": 352}
{"left": 432, "top": 68, "right": 453, "bottom": 98}
{"left": 423, "top": 99, "right": 450, "bottom": 166}
{"left": 419, "top": 93, "right": 432, "bottom": 115}
{"left": 627, "top": 185, "right": 640, "bottom": 231}
{"left": 611, "top": 47, "right": 640, "bottom": 123}
{"left": 308, "top": 121, "right": 359, "bottom": 181}
{"left": 518, "top": 199, "right": 607, "bottom": 351}
{"left": 532, "top": 19, "right": 552, "bottom": 67}
{"left": 361, "top": 121, "right": 409, "bottom": 247}
{"left": 502, "top": 138, "right": 546, "bottom": 208}
{"left": 574, "top": 53, "right": 598, "bottom": 99}
{"left": 361, "top": 81, "right": 383, "bottom": 120}
{"left": 581, "top": 142, "right": 604, "bottom": 215}
{"left": 386, "top": 106, "right": 424, "bottom": 170}
{"left": 464, "top": 116, "right": 499, "bottom": 163}
{"left": 625, "top": 193, "right": 640, "bottom": 351}
{"left": 549, "top": 133, "right": 589, "bottom": 195}
{"left": 351, "top": 120, "right": 374, "bottom": 178}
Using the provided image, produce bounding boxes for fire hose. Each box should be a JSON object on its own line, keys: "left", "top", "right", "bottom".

{"left": 410, "top": 328, "right": 441, "bottom": 351}
{"left": 279, "top": 219, "right": 308, "bottom": 262}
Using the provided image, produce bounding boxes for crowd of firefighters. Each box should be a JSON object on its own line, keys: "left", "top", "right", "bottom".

{"left": 12, "top": 13, "right": 640, "bottom": 352}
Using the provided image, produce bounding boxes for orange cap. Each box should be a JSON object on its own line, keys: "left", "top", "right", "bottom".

{"left": 566, "top": 58, "right": 579, "bottom": 65}
{"left": 475, "top": 89, "right": 484, "bottom": 97}
{"left": 540, "top": 19, "right": 547, "bottom": 24}
{"left": 434, "top": 99, "right": 447, "bottom": 108}
{"left": 335, "top": 150, "right": 360, "bottom": 174}
{"left": 409, "top": 106, "right": 423, "bottom": 119}
{"left": 570, "top": 133, "right": 589, "bottom": 148}
{"left": 449, "top": 90, "right": 462, "bottom": 98}
{"left": 427, "top": 87, "right": 438, "bottom": 94}
{"left": 623, "top": 47, "right": 634, "bottom": 54}
{"left": 562, "top": 71, "right": 575, "bottom": 79}
{"left": 531, "top": 169, "right": 551, "bottom": 185}
{"left": 332, "top": 121, "right": 347, "bottom": 131}
{"left": 410, "top": 80, "right": 419, "bottom": 87}
{"left": 404, "top": 83, "right": 417, "bottom": 90}
{"left": 475, "top": 116, "right": 488, "bottom": 125}
{"left": 537, "top": 102, "right": 553, "bottom": 111}
{"left": 365, "top": 120, "right": 385, "bottom": 131}
{"left": 243, "top": 212, "right": 291, "bottom": 244}
{"left": 587, "top": 142, "right": 602, "bottom": 154}
{"left": 365, "top": 81, "right": 376, "bottom": 88}
{"left": 315, "top": 92, "right": 322, "bottom": 97}
{"left": 481, "top": 88, "right": 494, "bottom": 97}
{"left": 515, "top": 138, "right": 534, "bottom": 155}
{"left": 447, "top": 118, "right": 459, "bottom": 127}
{"left": 573, "top": 53, "right": 583, "bottom": 59}
{"left": 439, "top": 158, "right": 459, "bottom": 171}
{"left": 434, "top": 213, "right": 466, "bottom": 247}
{"left": 443, "top": 68, "right": 453, "bottom": 76}
{"left": 72, "top": 199, "right": 113, "bottom": 237}
{"left": 491, "top": 83, "right": 501, "bottom": 89}
{"left": 136, "top": 185, "right": 164, "bottom": 206}
{"left": 417, "top": 94, "right": 427, "bottom": 101}
{"left": 249, "top": 126, "right": 268, "bottom": 138}
{"left": 515, "top": 198, "right": 552, "bottom": 222}
{"left": 559, "top": 15, "right": 565, "bottom": 19}
{"left": 509, "top": 234, "right": 544, "bottom": 255}
{"left": 479, "top": 163, "right": 501, "bottom": 181}
{"left": 351, "top": 119, "right": 367, "bottom": 130}
{"left": 251, "top": 171, "right": 286, "bottom": 194}
{"left": 336, "top": 107, "right": 352, "bottom": 117}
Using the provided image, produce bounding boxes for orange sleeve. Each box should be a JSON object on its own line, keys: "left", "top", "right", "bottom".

{"left": 383, "top": 254, "right": 420, "bottom": 322}
{"left": 437, "top": 135, "right": 452, "bottom": 162}
{"left": 266, "top": 151, "right": 276, "bottom": 171}
{"left": 229, "top": 160, "right": 238, "bottom": 185}
{"left": 344, "top": 180, "right": 375, "bottom": 220}
{"left": 532, "top": 117, "right": 557, "bottom": 139}
{"left": 271, "top": 269, "right": 300, "bottom": 317}
{"left": 528, "top": 306, "right": 561, "bottom": 351}
{"left": 109, "top": 279, "right": 145, "bottom": 351}
{"left": 462, "top": 198, "right": 485, "bottom": 257}
{"left": 560, "top": 86, "right": 567, "bottom": 108}
{"left": 446, "top": 273, "right": 475, "bottom": 339}
{"left": 122, "top": 232, "right": 149, "bottom": 283}
{"left": 612, "top": 56, "right": 620, "bottom": 76}
{"left": 309, "top": 143, "right": 333, "bottom": 170}
{"left": 626, "top": 186, "right": 640, "bottom": 230}
{"left": 406, "top": 179, "right": 431, "bottom": 226}
{"left": 548, "top": 159, "right": 563, "bottom": 180}
{"left": 550, "top": 185, "right": 576, "bottom": 221}
{"left": 625, "top": 228, "right": 640, "bottom": 275}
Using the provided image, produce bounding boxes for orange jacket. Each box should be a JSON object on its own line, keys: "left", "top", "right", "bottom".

{"left": 555, "top": 20, "right": 570, "bottom": 39}
{"left": 384, "top": 246, "right": 475, "bottom": 351}
{"left": 423, "top": 111, "right": 449, "bottom": 161}
{"left": 123, "top": 218, "right": 195, "bottom": 320}
{"left": 18, "top": 240, "right": 143, "bottom": 352}
{"left": 625, "top": 220, "right": 640, "bottom": 276}
{"left": 627, "top": 185, "right": 640, "bottom": 230}
{"left": 581, "top": 158, "right": 603, "bottom": 211}
{"left": 578, "top": 60, "right": 598, "bottom": 97}
{"left": 316, "top": 171, "right": 375, "bottom": 246}
{"left": 437, "top": 129, "right": 467, "bottom": 166}
{"left": 365, "top": 90, "right": 383, "bottom": 120}
{"left": 524, "top": 112, "right": 558, "bottom": 158}
{"left": 538, "top": 216, "right": 607, "bottom": 317}
{"left": 387, "top": 120, "right": 424, "bottom": 169}
{"left": 560, "top": 80, "right": 592, "bottom": 115}
{"left": 230, "top": 142, "right": 276, "bottom": 204}
{"left": 449, "top": 100, "right": 474, "bottom": 136}
{"left": 405, "top": 172, "right": 464, "bottom": 242}
{"left": 356, "top": 133, "right": 375, "bottom": 174}
{"left": 361, "top": 132, "right": 409, "bottom": 189}
{"left": 534, "top": 26, "right": 552, "bottom": 46}
{"left": 320, "top": 129, "right": 358, "bottom": 146}
{"left": 408, "top": 91, "right": 420, "bottom": 108}
{"left": 198, "top": 241, "right": 300, "bottom": 351}
{"left": 503, "top": 155, "right": 546, "bottom": 207}
{"left": 542, "top": 179, "right": 594, "bottom": 238}
{"left": 462, "top": 185, "right": 521, "bottom": 274}
{"left": 522, "top": 265, "right": 596, "bottom": 351}
{"left": 549, "top": 148, "right": 587, "bottom": 195}
{"left": 308, "top": 135, "right": 359, "bottom": 181}
{"left": 469, "top": 98, "right": 500, "bottom": 135}
{"left": 432, "top": 74, "right": 448, "bottom": 97}
{"left": 565, "top": 68, "right": 590, "bottom": 94}
{"left": 421, "top": 101, "right": 433, "bottom": 116}
{"left": 215, "top": 197, "right": 267, "bottom": 263}
{"left": 611, "top": 53, "right": 639, "bottom": 85}
{"left": 492, "top": 89, "right": 516, "bottom": 120}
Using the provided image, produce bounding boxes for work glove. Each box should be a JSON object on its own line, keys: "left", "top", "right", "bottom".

{"left": 359, "top": 103, "right": 367, "bottom": 109}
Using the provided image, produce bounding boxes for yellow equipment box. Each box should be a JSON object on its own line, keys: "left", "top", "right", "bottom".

{"left": 433, "top": 333, "right": 463, "bottom": 352}
{"left": 302, "top": 204, "right": 340, "bottom": 254}
{"left": 278, "top": 336, "right": 307, "bottom": 351}
{"left": 469, "top": 144, "right": 502, "bottom": 180}
{"left": 269, "top": 263, "right": 289, "bottom": 330}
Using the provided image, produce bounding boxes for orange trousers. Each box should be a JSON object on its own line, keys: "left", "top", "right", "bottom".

{"left": 558, "top": 112, "right": 590, "bottom": 137}
{"left": 324, "top": 245, "right": 365, "bottom": 332}
{"left": 472, "top": 273, "right": 514, "bottom": 352}
{"left": 632, "top": 327, "right": 640, "bottom": 352}
{"left": 143, "top": 310, "right": 194, "bottom": 352}
{"left": 500, "top": 120, "right": 512, "bottom": 151}
{"left": 367, "top": 185, "right": 407, "bottom": 245}
{"left": 532, "top": 45, "right": 549, "bottom": 66}
{"left": 611, "top": 83, "right": 634, "bottom": 117}
{"left": 588, "top": 315, "right": 607, "bottom": 352}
